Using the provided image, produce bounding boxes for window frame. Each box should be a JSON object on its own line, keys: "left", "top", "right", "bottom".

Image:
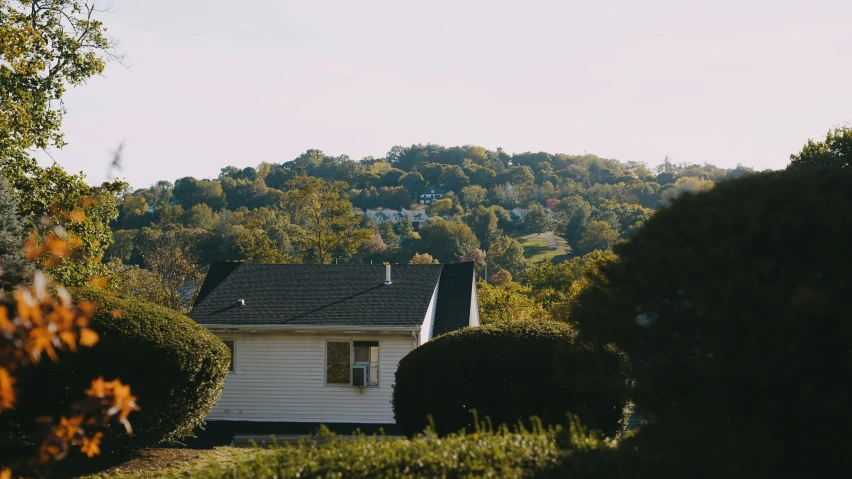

{"left": 324, "top": 340, "right": 380, "bottom": 388}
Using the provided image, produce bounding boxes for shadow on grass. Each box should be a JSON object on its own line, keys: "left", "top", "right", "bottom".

{"left": 0, "top": 446, "right": 141, "bottom": 479}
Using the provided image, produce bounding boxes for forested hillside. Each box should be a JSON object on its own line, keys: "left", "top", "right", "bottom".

{"left": 104, "top": 144, "right": 757, "bottom": 312}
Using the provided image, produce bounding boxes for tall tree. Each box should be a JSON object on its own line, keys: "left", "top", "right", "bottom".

{"left": 396, "top": 215, "right": 415, "bottom": 239}
{"left": 524, "top": 204, "right": 554, "bottom": 234}
{"left": 788, "top": 126, "right": 852, "bottom": 170}
{"left": 486, "top": 235, "right": 528, "bottom": 280}
{"left": 466, "top": 206, "right": 501, "bottom": 251}
{"left": 0, "top": 157, "right": 124, "bottom": 285}
{"left": 378, "top": 220, "right": 399, "bottom": 246}
{"left": 460, "top": 185, "right": 487, "bottom": 208}
{"left": 0, "top": 178, "right": 31, "bottom": 288}
{"left": 1, "top": 0, "right": 115, "bottom": 154}
{"left": 419, "top": 218, "right": 479, "bottom": 263}
{"left": 556, "top": 195, "right": 592, "bottom": 247}
{"left": 576, "top": 220, "right": 620, "bottom": 255}
{"left": 409, "top": 252, "right": 439, "bottom": 264}
{"left": 138, "top": 228, "right": 206, "bottom": 311}
{"left": 284, "top": 177, "right": 370, "bottom": 264}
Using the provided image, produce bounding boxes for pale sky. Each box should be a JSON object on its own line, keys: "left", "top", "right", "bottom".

{"left": 37, "top": 0, "right": 852, "bottom": 189}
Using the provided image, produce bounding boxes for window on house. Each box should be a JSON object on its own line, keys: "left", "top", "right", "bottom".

{"left": 223, "top": 340, "right": 235, "bottom": 372}
{"left": 326, "top": 341, "right": 380, "bottom": 386}
{"left": 327, "top": 342, "right": 351, "bottom": 384}
{"left": 354, "top": 341, "right": 379, "bottom": 387}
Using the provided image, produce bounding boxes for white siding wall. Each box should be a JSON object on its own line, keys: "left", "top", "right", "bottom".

{"left": 419, "top": 281, "right": 440, "bottom": 345}
{"left": 209, "top": 333, "right": 416, "bottom": 423}
{"left": 469, "top": 277, "right": 480, "bottom": 327}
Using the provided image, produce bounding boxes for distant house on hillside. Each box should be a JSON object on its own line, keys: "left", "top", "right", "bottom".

{"left": 508, "top": 207, "right": 556, "bottom": 223}
{"left": 188, "top": 262, "right": 479, "bottom": 444}
{"left": 363, "top": 208, "right": 431, "bottom": 226}
{"left": 418, "top": 187, "right": 445, "bottom": 204}
{"left": 509, "top": 207, "right": 528, "bottom": 222}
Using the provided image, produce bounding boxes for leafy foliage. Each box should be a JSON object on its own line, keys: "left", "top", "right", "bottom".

{"left": 788, "top": 125, "right": 852, "bottom": 170}
{"left": 0, "top": 178, "right": 31, "bottom": 289}
{"left": 0, "top": 0, "right": 115, "bottom": 153}
{"left": 568, "top": 169, "right": 852, "bottom": 476}
{"left": 0, "top": 234, "right": 136, "bottom": 477}
{"left": 524, "top": 204, "right": 554, "bottom": 234}
{"left": 419, "top": 218, "right": 479, "bottom": 263}
{"left": 486, "top": 235, "right": 528, "bottom": 279}
{"left": 525, "top": 250, "right": 616, "bottom": 319}
{"left": 575, "top": 220, "right": 620, "bottom": 255}
{"left": 284, "top": 176, "right": 371, "bottom": 264}
{"left": 4, "top": 288, "right": 230, "bottom": 450}
{"left": 0, "top": 156, "right": 124, "bottom": 286}
{"left": 408, "top": 252, "right": 438, "bottom": 264}
{"left": 477, "top": 280, "right": 545, "bottom": 323}
{"left": 393, "top": 321, "right": 631, "bottom": 438}
{"left": 192, "top": 425, "right": 562, "bottom": 479}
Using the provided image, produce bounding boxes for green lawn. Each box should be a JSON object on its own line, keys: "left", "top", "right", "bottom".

{"left": 61, "top": 447, "right": 271, "bottom": 479}
{"left": 510, "top": 231, "right": 571, "bottom": 264}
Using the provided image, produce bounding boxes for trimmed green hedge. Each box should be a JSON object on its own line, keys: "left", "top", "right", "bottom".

{"left": 190, "top": 425, "right": 562, "bottom": 479}
{"left": 392, "top": 321, "right": 631, "bottom": 438}
{"left": 2, "top": 288, "right": 230, "bottom": 449}
{"left": 568, "top": 169, "right": 852, "bottom": 476}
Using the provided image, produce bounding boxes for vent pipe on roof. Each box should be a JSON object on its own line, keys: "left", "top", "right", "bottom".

{"left": 385, "top": 264, "right": 392, "bottom": 285}
{"left": 237, "top": 298, "right": 245, "bottom": 306}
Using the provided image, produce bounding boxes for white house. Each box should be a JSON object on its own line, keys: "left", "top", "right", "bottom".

{"left": 188, "top": 262, "right": 478, "bottom": 444}
{"left": 363, "top": 208, "right": 432, "bottom": 226}
{"left": 418, "top": 187, "right": 445, "bottom": 204}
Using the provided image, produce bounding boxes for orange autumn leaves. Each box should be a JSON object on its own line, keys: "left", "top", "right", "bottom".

{"left": 86, "top": 377, "right": 139, "bottom": 434}
{"left": 0, "top": 272, "right": 100, "bottom": 412}
{"left": 37, "top": 379, "right": 138, "bottom": 463}
{"left": 1, "top": 224, "right": 137, "bottom": 476}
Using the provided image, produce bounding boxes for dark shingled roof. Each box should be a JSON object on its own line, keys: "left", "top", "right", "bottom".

{"left": 432, "top": 262, "right": 475, "bottom": 336}
{"left": 189, "top": 263, "right": 475, "bottom": 330}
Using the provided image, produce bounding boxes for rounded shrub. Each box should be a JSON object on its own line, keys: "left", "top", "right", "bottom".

{"left": 569, "top": 169, "right": 852, "bottom": 475}
{"left": 3, "top": 288, "right": 230, "bottom": 449}
{"left": 392, "top": 321, "right": 631, "bottom": 438}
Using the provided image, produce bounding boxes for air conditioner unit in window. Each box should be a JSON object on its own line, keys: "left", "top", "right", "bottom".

{"left": 352, "top": 365, "right": 369, "bottom": 387}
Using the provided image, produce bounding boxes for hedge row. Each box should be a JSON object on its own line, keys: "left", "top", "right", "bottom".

{"left": 1, "top": 288, "right": 230, "bottom": 449}
{"left": 189, "top": 425, "right": 563, "bottom": 479}
{"left": 393, "top": 321, "right": 631, "bottom": 438}
{"left": 566, "top": 168, "right": 852, "bottom": 477}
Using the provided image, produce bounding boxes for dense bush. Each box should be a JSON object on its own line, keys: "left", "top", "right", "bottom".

{"left": 568, "top": 169, "right": 852, "bottom": 476}
{"left": 191, "top": 425, "right": 562, "bottom": 479}
{"left": 1, "top": 289, "right": 230, "bottom": 449}
{"left": 393, "top": 321, "right": 631, "bottom": 438}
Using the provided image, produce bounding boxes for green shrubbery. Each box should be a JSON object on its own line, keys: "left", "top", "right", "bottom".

{"left": 190, "top": 425, "right": 562, "bottom": 479}
{"left": 567, "top": 169, "right": 852, "bottom": 476}
{"left": 393, "top": 321, "right": 631, "bottom": 438}
{"left": 1, "top": 289, "right": 230, "bottom": 449}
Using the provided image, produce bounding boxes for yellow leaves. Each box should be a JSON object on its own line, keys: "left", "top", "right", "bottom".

{"left": 0, "top": 367, "right": 16, "bottom": 411}
{"left": 86, "top": 377, "right": 139, "bottom": 434}
{"left": 26, "top": 327, "right": 58, "bottom": 362}
{"left": 0, "top": 307, "right": 11, "bottom": 333}
{"left": 81, "top": 432, "right": 103, "bottom": 458}
{"left": 68, "top": 210, "right": 87, "bottom": 223}
{"left": 56, "top": 416, "right": 84, "bottom": 441}
{"left": 85, "top": 377, "right": 107, "bottom": 398}
{"left": 1, "top": 234, "right": 135, "bottom": 475}
{"left": 79, "top": 328, "right": 99, "bottom": 347}
{"left": 88, "top": 276, "right": 108, "bottom": 290}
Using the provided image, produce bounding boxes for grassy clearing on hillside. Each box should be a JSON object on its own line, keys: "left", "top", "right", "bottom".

{"left": 511, "top": 231, "right": 571, "bottom": 264}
